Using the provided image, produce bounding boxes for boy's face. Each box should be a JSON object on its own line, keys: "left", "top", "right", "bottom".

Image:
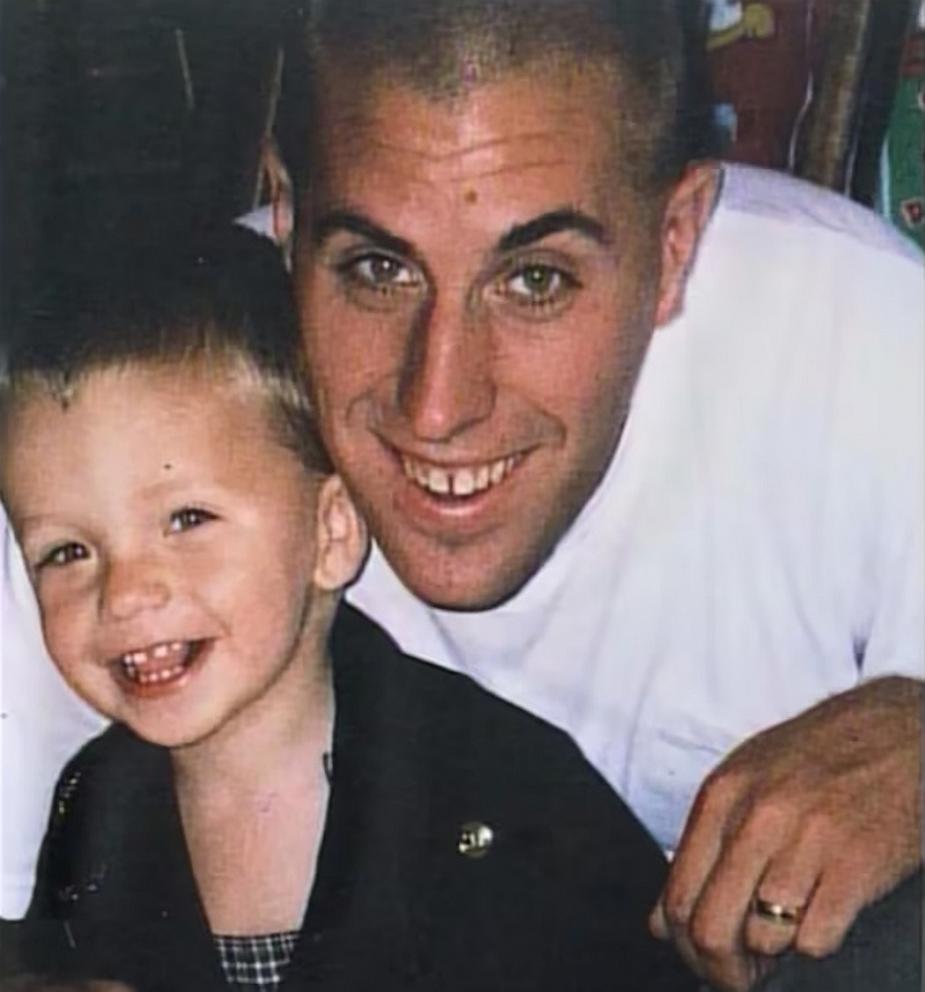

{"left": 1, "top": 363, "right": 360, "bottom": 750}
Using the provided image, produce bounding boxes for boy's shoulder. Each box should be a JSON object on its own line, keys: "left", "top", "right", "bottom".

{"left": 50, "top": 722, "right": 163, "bottom": 813}
{"left": 39, "top": 725, "right": 167, "bottom": 869}
{"left": 334, "top": 603, "right": 587, "bottom": 760}
{"left": 332, "top": 604, "right": 653, "bottom": 843}
{"left": 27, "top": 724, "right": 168, "bottom": 932}
{"left": 330, "top": 605, "right": 687, "bottom": 990}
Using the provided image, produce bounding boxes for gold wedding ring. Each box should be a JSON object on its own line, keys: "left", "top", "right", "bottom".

{"left": 752, "top": 897, "right": 806, "bottom": 925}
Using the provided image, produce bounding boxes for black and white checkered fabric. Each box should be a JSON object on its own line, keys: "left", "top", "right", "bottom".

{"left": 214, "top": 930, "right": 299, "bottom": 990}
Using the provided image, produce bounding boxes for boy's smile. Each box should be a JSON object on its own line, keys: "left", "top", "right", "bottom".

{"left": 116, "top": 638, "right": 201, "bottom": 687}
{"left": 1, "top": 363, "right": 337, "bottom": 751}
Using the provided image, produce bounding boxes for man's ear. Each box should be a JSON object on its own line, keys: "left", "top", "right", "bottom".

{"left": 654, "top": 162, "right": 720, "bottom": 328}
{"left": 313, "top": 475, "right": 368, "bottom": 592}
{"left": 260, "top": 136, "right": 295, "bottom": 255}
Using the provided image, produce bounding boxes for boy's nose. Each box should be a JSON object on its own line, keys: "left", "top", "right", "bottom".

{"left": 99, "top": 557, "right": 170, "bottom": 621}
{"left": 398, "top": 297, "right": 496, "bottom": 442}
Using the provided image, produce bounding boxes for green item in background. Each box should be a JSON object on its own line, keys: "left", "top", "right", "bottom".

{"left": 879, "top": 16, "right": 924, "bottom": 250}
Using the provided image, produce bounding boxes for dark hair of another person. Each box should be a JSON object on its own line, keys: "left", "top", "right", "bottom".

{"left": 0, "top": 225, "right": 331, "bottom": 475}
{"left": 277, "top": 0, "right": 716, "bottom": 196}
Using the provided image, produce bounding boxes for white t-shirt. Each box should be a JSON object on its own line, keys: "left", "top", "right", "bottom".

{"left": 350, "top": 164, "right": 925, "bottom": 849}
{"left": 1, "top": 165, "right": 922, "bottom": 915}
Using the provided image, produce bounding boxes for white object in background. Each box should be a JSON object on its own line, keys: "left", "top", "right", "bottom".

{"left": 1, "top": 505, "right": 104, "bottom": 918}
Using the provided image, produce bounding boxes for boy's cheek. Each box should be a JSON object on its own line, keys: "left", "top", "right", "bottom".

{"left": 39, "top": 593, "right": 89, "bottom": 663}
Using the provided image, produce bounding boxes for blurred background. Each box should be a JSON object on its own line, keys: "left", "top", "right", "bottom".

{"left": 1, "top": 0, "right": 922, "bottom": 333}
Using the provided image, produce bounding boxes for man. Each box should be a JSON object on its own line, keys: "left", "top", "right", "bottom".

{"left": 269, "top": 0, "right": 922, "bottom": 988}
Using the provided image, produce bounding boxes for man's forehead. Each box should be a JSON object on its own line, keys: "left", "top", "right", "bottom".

{"left": 310, "top": 62, "right": 627, "bottom": 192}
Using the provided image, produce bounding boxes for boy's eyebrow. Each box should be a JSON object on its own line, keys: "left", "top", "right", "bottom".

{"left": 7, "top": 513, "right": 73, "bottom": 544}
{"left": 496, "top": 208, "right": 611, "bottom": 252}
{"left": 312, "top": 210, "right": 413, "bottom": 257}
{"left": 12, "top": 513, "right": 57, "bottom": 529}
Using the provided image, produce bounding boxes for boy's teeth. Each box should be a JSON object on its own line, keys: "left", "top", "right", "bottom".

{"left": 126, "top": 662, "right": 187, "bottom": 686}
{"left": 118, "top": 640, "right": 193, "bottom": 684}
{"left": 401, "top": 455, "right": 519, "bottom": 496}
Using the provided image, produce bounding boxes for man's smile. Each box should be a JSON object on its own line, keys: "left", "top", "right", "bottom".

{"left": 399, "top": 451, "right": 523, "bottom": 498}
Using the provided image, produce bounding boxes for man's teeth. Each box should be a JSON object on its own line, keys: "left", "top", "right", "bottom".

{"left": 402, "top": 456, "right": 517, "bottom": 496}
{"left": 119, "top": 641, "right": 191, "bottom": 685}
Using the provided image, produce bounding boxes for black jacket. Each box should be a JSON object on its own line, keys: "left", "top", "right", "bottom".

{"left": 18, "top": 605, "right": 695, "bottom": 991}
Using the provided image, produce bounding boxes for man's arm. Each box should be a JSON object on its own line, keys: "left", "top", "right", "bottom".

{"left": 650, "top": 676, "right": 923, "bottom": 992}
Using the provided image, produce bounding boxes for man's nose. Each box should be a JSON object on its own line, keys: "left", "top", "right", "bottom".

{"left": 397, "top": 295, "right": 496, "bottom": 442}
{"left": 99, "top": 555, "right": 170, "bottom": 622}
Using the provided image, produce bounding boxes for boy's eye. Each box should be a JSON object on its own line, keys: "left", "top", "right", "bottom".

{"left": 37, "top": 542, "right": 89, "bottom": 569}
{"left": 168, "top": 507, "right": 216, "bottom": 533}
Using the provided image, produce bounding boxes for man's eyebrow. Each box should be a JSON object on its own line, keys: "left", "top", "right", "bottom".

{"left": 312, "top": 210, "right": 413, "bottom": 257}
{"left": 497, "top": 209, "right": 610, "bottom": 252}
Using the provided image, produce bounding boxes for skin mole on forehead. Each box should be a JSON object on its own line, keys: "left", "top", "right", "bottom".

{"left": 163, "top": 463, "right": 173, "bottom": 472}
{"left": 463, "top": 188, "right": 478, "bottom": 205}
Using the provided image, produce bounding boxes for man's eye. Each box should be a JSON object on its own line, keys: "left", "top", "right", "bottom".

{"left": 168, "top": 507, "right": 216, "bottom": 533}
{"left": 504, "top": 264, "right": 578, "bottom": 306}
{"left": 37, "top": 543, "right": 89, "bottom": 569}
{"left": 340, "top": 253, "right": 420, "bottom": 292}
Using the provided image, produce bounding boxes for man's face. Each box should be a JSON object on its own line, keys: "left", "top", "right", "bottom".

{"left": 297, "top": 67, "right": 682, "bottom": 609}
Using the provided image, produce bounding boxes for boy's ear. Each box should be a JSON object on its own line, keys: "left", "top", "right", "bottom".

{"left": 260, "top": 136, "right": 295, "bottom": 257}
{"left": 313, "top": 475, "right": 368, "bottom": 592}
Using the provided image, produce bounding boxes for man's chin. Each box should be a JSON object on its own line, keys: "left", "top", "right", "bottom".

{"left": 380, "top": 534, "right": 544, "bottom": 613}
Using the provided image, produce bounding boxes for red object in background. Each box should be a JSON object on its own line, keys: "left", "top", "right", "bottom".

{"left": 706, "top": 0, "right": 815, "bottom": 169}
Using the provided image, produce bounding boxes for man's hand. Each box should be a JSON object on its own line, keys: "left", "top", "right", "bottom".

{"left": 650, "top": 676, "right": 923, "bottom": 992}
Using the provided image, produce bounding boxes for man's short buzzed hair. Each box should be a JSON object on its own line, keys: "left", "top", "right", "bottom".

{"left": 279, "top": 0, "right": 715, "bottom": 194}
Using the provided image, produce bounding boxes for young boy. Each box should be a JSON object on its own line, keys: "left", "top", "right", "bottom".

{"left": 0, "top": 228, "right": 694, "bottom": 991}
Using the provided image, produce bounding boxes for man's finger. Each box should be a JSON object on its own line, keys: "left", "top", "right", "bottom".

{"left": 792, "top": 864, "right": 870, "bottom": 958}
{"left": 683, "top": 830, "right": 777, "bottom": 989}
{"left": 659, "top": 770, "right": 742, "bottom": 937}
{"left": 653, "top": 774, "right": 758, "bottom": 988}
{"left": 650, "top": 900, "right": 714, "bottom": 986}
{"left": 649, "top": 898, "right": 670, "bottom": 940}
{"left": 744, "top": 829, "right": 824, "bottom": 957}
{"left": 676, "top": 791, "right": 801, "bottom": 990}
{"left": 745, "top": 899, "right": 809, "bottom": 959}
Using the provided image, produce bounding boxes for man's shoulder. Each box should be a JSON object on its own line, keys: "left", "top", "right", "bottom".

{"left": 716, "top": 163, "right": 922, "bottom": 265}
{"left": 683, "top": 162, "right": 923, "bottom": 369}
